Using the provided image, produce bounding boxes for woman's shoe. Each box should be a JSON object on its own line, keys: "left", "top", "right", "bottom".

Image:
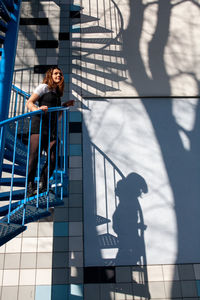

{"left": 27, "top": 182, "right": 37, "bottom": 197}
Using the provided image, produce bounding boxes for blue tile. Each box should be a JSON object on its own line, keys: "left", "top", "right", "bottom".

{"left": 69, "top": 145, "right": 82, "bottom": 156}
{"left": 54, "top": 222, "right": 69, "bottom": 237}
{"left": 69, "top": 284, "right": 83, "bottom": 300}
{"left": 69, "top": 112, "right": 82, "bottom": 122}
{"left": 70, "top": 5, "right": 82, "bottom": 11}
{"left": 35, "top": 286, "right": 51, "bottom": 300}
{"left": 64, "top": 74, "right": 69, "bottom": 83}
{"left": 52, "top": 285, "right": 69, "bottom": 300}
{"left": 196, "top": 280, "right": 200, "bottom": 296}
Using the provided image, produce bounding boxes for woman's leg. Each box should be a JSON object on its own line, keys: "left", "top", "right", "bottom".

{"left": 27, "top": 134, "right": 40, "bottom": 194}
{"left": 40, "top": 139, "right": 57, "bottom": 188}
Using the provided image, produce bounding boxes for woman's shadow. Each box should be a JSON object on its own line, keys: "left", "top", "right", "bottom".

{"left": 113, "top": 172, "right": 148, "bottom": 266}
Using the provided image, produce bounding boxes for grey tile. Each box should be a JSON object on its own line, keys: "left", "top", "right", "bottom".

{"left": 164, "top": 281, "right": 182, "bottom": 298}
{"left": 69, "top": 222, "right": 83, "bottom": 236}
{"left": 69, "top": 168, "right": 82, "bottom": 180}
{"left": 69, "top": 180, "right": 82, "bottom": 194}
{"left": 183, "top": 298, "right": 200, "bottom": 300}
{"left": 69, "top": 194, "right": 83, "bottom": 208}
{"left": 69, "top": 133, "right": 82, "bottom": 144}
{"left": 54, "top": 207, "right": 69, "bottom": 222}
{"left": 116, "top": 266, "right": 132, "bottom": 283}
{"left": 181, "top": 281, "right": 197, "bottom": 298}
{"left": 100, "top": 283, "right": 115, "bottom": 300}
{"left": 53, "top": 237, "right": 69, "bottom": 252}
{"left": 38, "top": 222, "right": 53, "bottom": 237}
{"left": 4, "top": 253, "right": 20, "bottom": 269}
{"left": 1, "top": 286, "right": 18, "bottom": 300}
{"left": 68, "top": 251, "right": 83, "bottom": 267}
{"left": 114, "top": 283, "right": 133, "bottom": 299}
{"left": 178, "top": 264, "right": 195, "bottom": 280}
{"left": 132, "top": 282, "right": 151, "bottom": 299}
{"left": 68, "top": 267, "right": 83, "bottom": 284}
{"left": 20, "top": 253, "right": 37, "bottom": 269}
{"left": 84, "top": 284, "right": 100, "bottom": 300}
{"left": 52, "top": 252, "right": 69, "bottom": 268}
{"left": 69, "top": 236, "right": 83, "bottom": 251}
{"left": 148, "top": 282, "right": 165, "bottom": 299}
{"left": 132, "top": 265, "right": 147, "bottom": 284}
{"left": 52, "top": 268, "right": 69, "bottom": 284}
{"left": 18, "top": 286, "right": 35, "bottom": 300}
{"left": 68, "top": 207, "right": 83, "bottom": 222}
{"left": 23, "top": 222, "right": 38, "bottom": 237}
{"left": 0, "top": 254, "right": 4, "bottom": 269}
{"left": 37, "top": 252, "right": 52, "bottom": 268}
{"left": 69, "top": 156, "right": 82, "bottom": 168}
{"left": 194, "top": 264, "right": 200, "bottom": 279}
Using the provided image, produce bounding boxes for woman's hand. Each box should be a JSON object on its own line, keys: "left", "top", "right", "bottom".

{"left": 39, "top": 105, "right": 48, "bottom": 112}
{"left": 62, "top": 100, "right": 75, "bottom": 107}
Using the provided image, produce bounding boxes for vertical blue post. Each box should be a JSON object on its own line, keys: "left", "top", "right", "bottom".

{"left": 0, "top": 0, "right": 22, "bottom": 177}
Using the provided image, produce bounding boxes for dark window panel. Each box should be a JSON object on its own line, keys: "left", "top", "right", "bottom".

{"left": 69, "top": 122, "right": 82, "bottom": 133}
{"left": 84, "top": 267, "right": 116, "bottom": 283}
{"left": 59, "top": 32, "right": 70, "bottom": 40}
{"left": 20, "top": 18, "right": 49, "bottom": 25}
{"left": 70, "top": 11, "right": 80, "bottom": 18}
{"left": 34, "top": 65, "right": 58, "bottom": 74}
{"left": 36, "top": 40, "right": 58, "bottom": 48}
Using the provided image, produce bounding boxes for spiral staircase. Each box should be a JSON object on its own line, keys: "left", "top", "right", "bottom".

{"left": 0, "top": 0, "right": 69, "bottom": 246}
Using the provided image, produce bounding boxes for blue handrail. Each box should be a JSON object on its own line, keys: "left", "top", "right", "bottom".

{"left": 0, "top": 105, "right": 69, "bottom": 244}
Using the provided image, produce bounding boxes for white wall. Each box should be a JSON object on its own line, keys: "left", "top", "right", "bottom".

{"left": 81, "top": 0, "right": 200, "bottom": 266}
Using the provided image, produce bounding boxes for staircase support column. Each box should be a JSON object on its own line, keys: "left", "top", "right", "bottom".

{"left": 0, "top": 0, "right": 22, "bottom": 178}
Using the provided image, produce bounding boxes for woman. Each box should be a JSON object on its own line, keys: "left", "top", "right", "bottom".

{"left": 26, "top": 67, "right": 73, "bottom": 196}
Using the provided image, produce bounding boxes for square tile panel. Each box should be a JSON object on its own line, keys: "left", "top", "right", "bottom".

{"left": 35, "top": 285, "right": 51, "bottom": 300}
{"left": 4, "top": 253, "right": 20, "bottom": 269}
{"left": 19, "top": 269, "right": 36, "bottom": 285}
{"left": 20, "top": 253, "right": 37, "bottom": 269}
{"left": 1, "top": 286, "right": 18, "bottom": 300}
{"left": 18, "top": 286, "right": 35, "bottom": 300}
{"left": 37, "top": 237, "right": 53, "bottom": 252}
{"left": 3, "top": 269, "right": 20, "bottom": 286}
{"left": 36, "top": 269, "right": 52, "bottom": 285}
{"left": 37, "top": 252, "right": 52, "bottom": 269}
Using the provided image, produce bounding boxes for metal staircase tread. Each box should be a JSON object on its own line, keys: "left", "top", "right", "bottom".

{"left": 0, "top": 222, "right": 26, "bottom": 246}
{"left": 0, "top": 189, "right": 25, "bottom": 201}
{"left": 0, "top": 191, "right": 64, "bottom": 216}
{"left": 1, "top": 204, "right": 51, "bottom": 224}
{"left": 4, "top": 148, "right": 26, "bottom": 166}
{"left": 2, "top": 163, "right": 26, "bottom": 176}
{"left": 0, "top": 177, "right": 25, "bottom": 186}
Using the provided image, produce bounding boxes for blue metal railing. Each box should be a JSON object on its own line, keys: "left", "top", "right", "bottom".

{"left": 0, "top": 105, "right": 69, "bottom": 245}
{"left": 9, "top": 85, "right": 30, "bottom": 118}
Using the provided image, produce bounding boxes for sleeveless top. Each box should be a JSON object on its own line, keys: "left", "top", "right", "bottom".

{"left": 31, "top": 88, "right": 61, "bottom": 140}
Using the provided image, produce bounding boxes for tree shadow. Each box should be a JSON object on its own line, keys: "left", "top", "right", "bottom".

{"left": 121, "top": 0, "right": 200, "bottom": 297}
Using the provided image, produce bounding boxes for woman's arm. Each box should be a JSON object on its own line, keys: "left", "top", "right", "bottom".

{"left": 62, "top": 100, "right": 75, "bottom": 107}
{"left": 26, "top": 93, "right": 48, "bottom": 112}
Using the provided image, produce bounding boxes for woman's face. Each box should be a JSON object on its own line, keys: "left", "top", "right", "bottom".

{"left": 52, "top": 69, "right": 62, "bottom": 84}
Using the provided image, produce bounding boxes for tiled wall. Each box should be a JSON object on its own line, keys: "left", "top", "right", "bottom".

{"left": 0, "top": 0, "right": 84, "bottom": 299}
{"left": 1, "top": 0, "right": 200, "bottom": 300}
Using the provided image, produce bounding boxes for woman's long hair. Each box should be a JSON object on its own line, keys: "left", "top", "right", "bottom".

{"left": 43, "top": 67, "right": 65, "bottom": 97}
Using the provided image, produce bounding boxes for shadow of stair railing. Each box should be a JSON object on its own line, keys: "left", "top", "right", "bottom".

{"left": 0, "top": 105, "right": 69, "bottom": 246}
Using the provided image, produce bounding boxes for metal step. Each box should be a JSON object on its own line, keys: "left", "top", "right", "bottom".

{"left": 0, "top": 177, "right": 25, "bottom": 186}
{"left": 0, "top": 34, "right": 5, "bottom": 44}
{"left": 0, "top": 222, "right": 26, "bottom": 246}
{"left": 0, "top": 1, "right": 11, "bottom": 22}
{"left": 4, "top": 148, "right": 26, "bottom": 166}
{"left": 0, "top": 191, "right": 63, "bottom": 216}
{"left": 1, "top": 204, "right": 51, "bottom": 224}
{"left": 2, "top": 163, "right": 26, "bottom": 176}
{"left": 2, "top": 0, "right": 15, "bottom": 12}
{"left": 0, "top": 189, "right": 25, "bottom": 202}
